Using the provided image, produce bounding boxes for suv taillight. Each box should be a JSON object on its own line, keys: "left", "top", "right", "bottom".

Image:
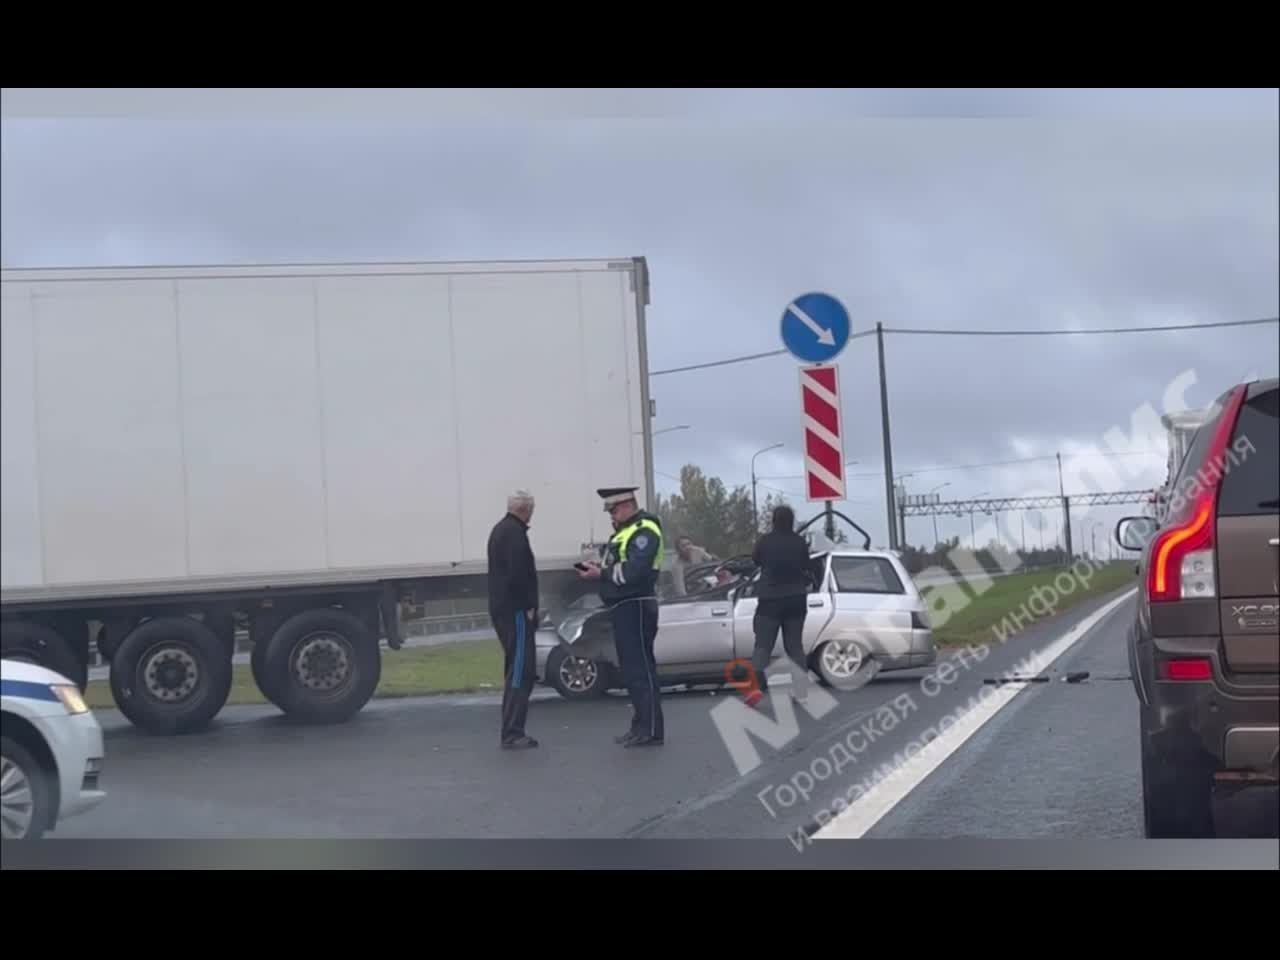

{"left": 1149, "top": 499, "right": 1216, "bottom": 601}
{"left": 1147, "top": 386, "right": 1246, "bottom": 604}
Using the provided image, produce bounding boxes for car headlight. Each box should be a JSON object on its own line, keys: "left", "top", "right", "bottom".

{"left": 52, "top": 684, "right": 89, "bottom": 715}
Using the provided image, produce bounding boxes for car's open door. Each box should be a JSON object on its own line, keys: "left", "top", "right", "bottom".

{"left": 730, "top": 552, "right": 835, "bottom": 664}
{"left": 802, "top": 552, "right": 838, "bottom": 656}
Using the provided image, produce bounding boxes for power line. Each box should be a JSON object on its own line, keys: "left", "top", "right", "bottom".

{"left": 650, "top": 330, "right": 875, "bottom": 377}
{"left": 648, "top": 316, "right": 1279, "bottom": 377}
{"left": 757, "top": 450, "right": 1161, "bottom": 482}
{"left": 889, "top": 316, "right": 1279, "bottom": 337}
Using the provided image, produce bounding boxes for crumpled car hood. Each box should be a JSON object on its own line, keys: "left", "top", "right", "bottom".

{"left": 547, "top": 605, "right": 617, "bottom": 664}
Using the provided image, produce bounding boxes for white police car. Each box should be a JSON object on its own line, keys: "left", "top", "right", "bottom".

{"left": 2, "top": 658, "right": 106, "bottom": 840}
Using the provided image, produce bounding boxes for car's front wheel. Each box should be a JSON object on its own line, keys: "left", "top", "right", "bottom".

{"left": 0, "top": 736, "right": 55, "bottom": 841}
{"left": 546, "top": 647, "right": 609, "bottom": 699}
{"left": 1140, "top": 709, "right": 1215, "bottom": 838}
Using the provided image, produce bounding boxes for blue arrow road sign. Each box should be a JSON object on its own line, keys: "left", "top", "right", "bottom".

{"left": 780, "top": 292, "right": 851, "bottom": 363}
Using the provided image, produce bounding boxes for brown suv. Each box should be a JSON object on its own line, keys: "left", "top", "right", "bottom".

{"left": 1116, "top": 377, "right": 1279, "bottom": 838}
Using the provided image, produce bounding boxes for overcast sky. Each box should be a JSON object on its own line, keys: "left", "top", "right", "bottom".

{"left": 3, "top": 88, "right": 1277, "bottom": 551}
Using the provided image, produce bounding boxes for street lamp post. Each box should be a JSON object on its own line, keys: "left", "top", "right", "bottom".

{"left": 751, "top": 443, "right": 784, "bottom": 533}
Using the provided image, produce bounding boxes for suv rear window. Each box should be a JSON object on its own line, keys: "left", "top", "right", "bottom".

{"left": 1219, "top": 385, "right": 1279, "bottom": 516}
{"left": 1162, "top": 387, "right": 1240, "bottom": 524}
{"left": 830, "top": 556, "right": 905, "bottom": 594}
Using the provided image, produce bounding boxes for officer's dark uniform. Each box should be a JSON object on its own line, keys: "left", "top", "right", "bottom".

{"left": 596, "top": 487, "right": 665, "bottom": 746}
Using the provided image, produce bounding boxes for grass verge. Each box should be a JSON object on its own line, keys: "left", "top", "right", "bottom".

{"left": 82, "top": 562, "right": 1136, "bottom": 710}
{"left": 921, "top": 560, "right": 1137, "bottom": 648}
{"left": 83, "top": 638, "right": 505, "bottom": 711}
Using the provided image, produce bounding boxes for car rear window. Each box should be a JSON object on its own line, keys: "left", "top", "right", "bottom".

{"left": 830, "top": 556, "right": 905, "bottom": 594}
{"left": 1219, "top": 386, "right": 1279, "bottom": 516}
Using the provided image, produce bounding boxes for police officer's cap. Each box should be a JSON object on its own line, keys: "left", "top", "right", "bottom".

{"left": 597, "top": 486, "right": 639, "bottom": 511}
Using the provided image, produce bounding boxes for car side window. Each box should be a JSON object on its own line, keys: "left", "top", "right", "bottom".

{"left": 830, "top": 556, "right": 905, "bottom": 595}
{"left": 824, "top": 555, "right": 906, "bottom": 593}
{"left": 808, "top": 554, "right": 830, "bottom": 593}
{"left": 1218, "top": 386, "right": 1279, "bottom": 517}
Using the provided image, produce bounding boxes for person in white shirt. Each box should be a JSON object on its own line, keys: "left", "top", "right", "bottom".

{"left": 670, "top": 535, "right": 714, "bottom": 596}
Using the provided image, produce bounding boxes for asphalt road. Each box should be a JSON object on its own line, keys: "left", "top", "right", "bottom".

{"left": 57, "top": 585, "right": 1277, "bottom": 841}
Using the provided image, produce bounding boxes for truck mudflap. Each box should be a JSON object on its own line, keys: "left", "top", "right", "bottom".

{"left": 379, "top": 583, "right": 404, "bottom": 650}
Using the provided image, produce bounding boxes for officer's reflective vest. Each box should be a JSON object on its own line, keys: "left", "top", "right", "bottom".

{"left": 609, "top": 517, "right": 664, "bottom": 571}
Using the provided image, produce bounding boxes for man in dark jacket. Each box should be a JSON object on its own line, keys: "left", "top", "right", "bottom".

{"left": 487, "top": 490, "right": 540, "bottom": 748}
{"left": 747, "top": 504, "right": 821, "bottom": 706}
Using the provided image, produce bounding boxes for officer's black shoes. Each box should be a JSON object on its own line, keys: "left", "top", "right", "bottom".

{"left": 501, "top": 735, "right": 539, "bottom": 749}
{"left": 622, "top": 734, "right": 664, "bottom": 748}
{"left": 614, "top": 731, "right": 639, "bottom": 744}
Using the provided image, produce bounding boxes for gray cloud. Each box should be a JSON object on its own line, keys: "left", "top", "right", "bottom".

{"left": 2, "top": 90, "right": 1277, "bottom": 547}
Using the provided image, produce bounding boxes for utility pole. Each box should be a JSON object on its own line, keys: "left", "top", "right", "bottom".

{"left": 1057, "top": 451, "right": 1073, "bottom": 562}
{"left": 896, "top": 477, "right": 910, "bottom": 547}
{"left": 877, "top": 322, "right": 898, "bottom": 550}
{"left": 928, "top": 482, "right": 949, "bottom": 549}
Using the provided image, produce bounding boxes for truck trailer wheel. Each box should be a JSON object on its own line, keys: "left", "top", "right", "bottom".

{"left": 261, "top": 609, "right": 381, "bottom": 724}
{"left": 110, "top": 617, "right": 233, "bottom": 735}
{"left": 250, "top": 639, "right": 285, "bottom": 707}
{"left": 1, "top": 622, "right": 85, "bottom": 690}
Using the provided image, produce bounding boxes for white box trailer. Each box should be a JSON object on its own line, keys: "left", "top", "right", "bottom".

{"left": 1, "top": 257, "right": 656, "bottom": 733}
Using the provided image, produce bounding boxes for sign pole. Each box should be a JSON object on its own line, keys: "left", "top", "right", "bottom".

{"left": 779, "top": 292, "right": 853, "bottom": 543}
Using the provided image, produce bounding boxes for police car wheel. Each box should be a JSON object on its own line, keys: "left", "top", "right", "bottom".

{"left": 546, "top": 647, "right": 607, "bottom": 699}
{"left": 263, "top": 609, "right": 381, "bottom": 724}
{"left": 1, "top": 622, "right": 83, "bottom": 690}
{"left": 1, "top": 736, "right": 55, "bottom": 841}
{"left": 110, "top": 617, "right": 234, "bottom": 735}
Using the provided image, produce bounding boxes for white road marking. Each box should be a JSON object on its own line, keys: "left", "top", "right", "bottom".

{"left": 814, "top": 588, "right": 1137, "bottom": 840}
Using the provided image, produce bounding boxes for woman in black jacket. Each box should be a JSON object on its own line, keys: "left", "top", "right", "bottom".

{"left": 745, "top": 504, "right": 818, "bottom": 706}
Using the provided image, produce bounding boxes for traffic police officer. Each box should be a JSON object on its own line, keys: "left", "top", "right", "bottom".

{"left": 578, "top": 486, "right": 665, "bottom": 747}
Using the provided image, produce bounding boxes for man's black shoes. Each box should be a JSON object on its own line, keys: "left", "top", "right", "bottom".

{"left": 501, "top": 735, "right": 539, "bottom": 749}
{"left": 617, "top": 732, "right": 663, "bottom": 748}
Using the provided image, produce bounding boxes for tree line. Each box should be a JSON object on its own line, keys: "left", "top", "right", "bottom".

{"left": 654, "top": 464, "right": 844, "bottom": 560}
{"left": 655, "top": 462, "right": 1079, "bottom": 574}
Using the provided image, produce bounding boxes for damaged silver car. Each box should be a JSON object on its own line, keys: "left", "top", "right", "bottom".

{"left": 535, "top": 517, "right": 936, "bottom": 700}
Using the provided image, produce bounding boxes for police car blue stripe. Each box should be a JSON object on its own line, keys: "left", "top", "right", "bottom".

{"left": 0, "top": 678, "right": 61, "bottom": 702}
{"left": 512, "top": 612, "right": 525, "bottom": 689}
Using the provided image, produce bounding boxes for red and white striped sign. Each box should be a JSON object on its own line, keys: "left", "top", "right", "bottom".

{"left": 799, "top": 364, "right": 846, "bottom": 501}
